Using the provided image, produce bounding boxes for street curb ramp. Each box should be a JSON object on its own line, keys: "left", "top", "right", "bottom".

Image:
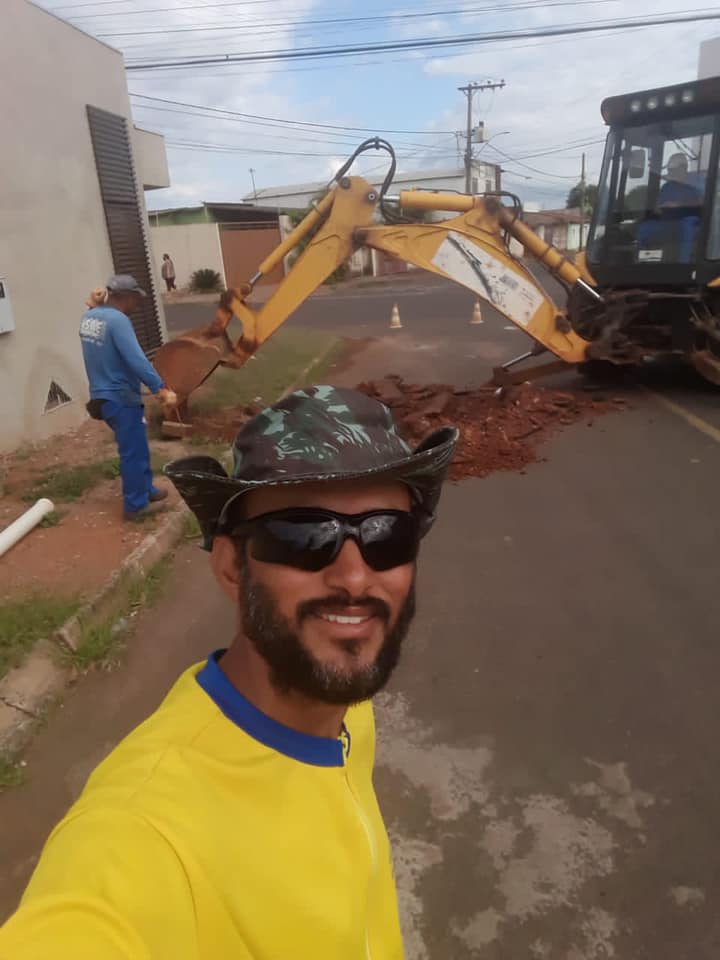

{"left": 0, "top": 506, "right": 189, "bottom": 757}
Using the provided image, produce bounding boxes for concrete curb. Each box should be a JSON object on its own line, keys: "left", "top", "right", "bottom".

{"left": 0, "top": 505, "right": 189, "bottom": 756}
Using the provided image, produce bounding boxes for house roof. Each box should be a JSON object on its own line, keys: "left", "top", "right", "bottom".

{"left": 523, "top": 207, "right": 584, "bottom": 227}
{"left": 148, "top": 201, "right": 280, "bottom": 218}
{"left": 246, "top": 163, "right": 499, "bottom": 203}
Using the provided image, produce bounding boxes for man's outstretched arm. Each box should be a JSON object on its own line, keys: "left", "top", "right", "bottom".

{"left": 0, "top": 809, "right": 197, "bottom": 960}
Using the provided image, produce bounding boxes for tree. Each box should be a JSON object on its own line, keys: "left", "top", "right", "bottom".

{"left": 624, "top": 185, "right": 649, "bottom": 212}
{"left": 566, "top": 181, "right": 598, "bottom": 212}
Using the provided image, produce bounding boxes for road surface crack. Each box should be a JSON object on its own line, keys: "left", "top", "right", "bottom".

{"left": 0, "top": 695, "right": 39, "bottom": 719}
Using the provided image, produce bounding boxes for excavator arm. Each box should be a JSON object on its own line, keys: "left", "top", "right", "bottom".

{"left": 153, "top": 164, "right": 601, "bottom": 415}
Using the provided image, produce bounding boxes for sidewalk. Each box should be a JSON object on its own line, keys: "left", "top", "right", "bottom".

{"left": 161, "top": 268, "right": 445, "bottom": 310}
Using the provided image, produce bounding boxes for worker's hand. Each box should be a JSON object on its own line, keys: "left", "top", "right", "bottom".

{"left": 157, "top": 387, "right": 178, "bottom": 410}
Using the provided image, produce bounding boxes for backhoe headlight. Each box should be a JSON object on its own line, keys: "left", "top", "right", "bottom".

{"left": 630, "top": 99, "right": 642, "bottom": 113}
{"left": 647, "top": 96, "right": 659, "bottom": 110}
{"left": 681, "top": 89, "right": 694, "bottom": 104}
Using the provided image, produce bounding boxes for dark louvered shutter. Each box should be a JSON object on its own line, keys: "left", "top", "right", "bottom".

{"left": 86, "top": 105, "right": 163, "bottom": 356}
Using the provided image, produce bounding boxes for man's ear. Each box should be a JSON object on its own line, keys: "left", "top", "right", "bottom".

{"left": 210, "top": 535, "right": 242, "bottom": 603}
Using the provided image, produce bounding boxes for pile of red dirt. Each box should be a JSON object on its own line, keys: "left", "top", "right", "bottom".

{"left": 189, "top": 402, "right": 264, "bottom": 444}
{"left": 357, "top": 376, "right": 624, "bottom": 481}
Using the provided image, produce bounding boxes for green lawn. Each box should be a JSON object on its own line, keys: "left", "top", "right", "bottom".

{"left": 191, "top": 327, "right": 341, "bottom": 415}
{"left": 0, "top": 594, "right": 80, "bottom": 678}
{"left": 21, "top": 459, "right": 120, "bottom": 503}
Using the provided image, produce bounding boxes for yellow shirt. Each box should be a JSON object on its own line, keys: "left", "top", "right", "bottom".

{"left": 0, "top": 652, "right": 403, "bottom": 959}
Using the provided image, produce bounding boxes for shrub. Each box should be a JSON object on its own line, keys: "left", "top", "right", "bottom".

{"left": 190, "top": 268, "right": 222, "bottom": 292}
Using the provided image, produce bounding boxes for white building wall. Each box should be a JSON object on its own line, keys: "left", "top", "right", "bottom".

{"left": 150, "top": 224, "right": 226, "bottom": 291}
{"left": 698, "top": 37, "right": 720, "bottom": 79}
{"left": 133, "top": 128, "right": 170, "bottom": 191}
{"left": 0, "top": 0, "right": 166, "bottom": 452}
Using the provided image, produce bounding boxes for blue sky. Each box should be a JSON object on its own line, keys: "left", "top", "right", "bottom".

{"left": 40, "top": 0, "right": 719, "bottom": 209}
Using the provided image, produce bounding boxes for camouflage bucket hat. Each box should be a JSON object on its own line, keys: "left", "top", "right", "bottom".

{"left": 164, "top": 385, "right": 458, "bottom": 550}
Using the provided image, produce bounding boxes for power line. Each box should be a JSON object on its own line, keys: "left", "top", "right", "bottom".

{"left": 65, "top": 0, "right": 618, "bottom": 19}
{"left": 120, "top": 26, "right": 665, "bottom": 78}
{"left": 94, "top": 0, "right": 619, "bottom": 35}
{"left": 137, "top": 106, "right": 456, "bottom": 154}
{"left": 129, "top": 92, "right": 458, "bottom": 136}
{"left": 165, "top": 137, "right": 457, "bottom": 161}
{"left": 46, "top": 0, "right": 292, "bottom": 10}
{"left": 124, "top": 10, "right": 720, "bottom": 70}
{"left": 134, "top": 100, "right": 604, "bottom": 168}
{"left": 485, "top": 143, "right": 580, "bottom": 179}
{"left": 165, "top": 140, "right": 369, "bottom": 159}
{"left": 130, "top": 94, "right": 607, "bottom": 167}
{"left": 512, "top": 138, "right": 606, "bottom": 160}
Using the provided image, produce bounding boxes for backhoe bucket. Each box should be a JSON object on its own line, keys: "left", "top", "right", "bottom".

{"left": 153, "top": 327, "right": 233, "bottom": 402}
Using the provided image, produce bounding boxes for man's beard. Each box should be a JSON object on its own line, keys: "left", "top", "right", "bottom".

{"left": 238, "top": 564, "right": 416, "bottom": 706}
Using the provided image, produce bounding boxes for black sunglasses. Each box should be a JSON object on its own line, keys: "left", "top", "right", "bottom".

{"left": 232, "top": 508, "right": 420, "bottom": 572}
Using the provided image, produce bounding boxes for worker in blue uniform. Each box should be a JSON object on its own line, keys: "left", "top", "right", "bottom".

{"left": 80, "top": 275, "right": 176, "bottom": 520}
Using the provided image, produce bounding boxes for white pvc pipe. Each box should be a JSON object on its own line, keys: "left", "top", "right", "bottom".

{"left": 0, "top": 498, "right": 55, "bottom": 558}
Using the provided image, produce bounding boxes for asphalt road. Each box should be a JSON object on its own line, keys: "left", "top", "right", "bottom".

{"left": 2, "top": 277, "right": 720, "bottom": 957}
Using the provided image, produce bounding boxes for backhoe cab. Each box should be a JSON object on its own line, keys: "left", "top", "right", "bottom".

{"left": 574, "top": 75, "right": 720, "bottom": 383}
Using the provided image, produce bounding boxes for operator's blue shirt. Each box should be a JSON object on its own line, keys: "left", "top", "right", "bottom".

{"left": 79, "top": 306, "right": 163, "bottom": 407}
{"left": 658, "top": 179, "right": 703, "bottom": 213}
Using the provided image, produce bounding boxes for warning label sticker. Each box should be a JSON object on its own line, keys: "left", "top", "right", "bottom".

{"left": 431, "top": 232, "right": 544, "bottom": 327}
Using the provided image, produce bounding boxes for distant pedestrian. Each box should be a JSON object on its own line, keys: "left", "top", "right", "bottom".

{"left": 78, "top": 274, "right": 177, "bottom": 520}
{"left": 161, "top": 253, "right": 177, "bottom": 292}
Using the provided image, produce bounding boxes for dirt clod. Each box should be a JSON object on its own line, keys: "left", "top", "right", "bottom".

{"left": 358, "top": 377, "right": 618, "bottom": 481}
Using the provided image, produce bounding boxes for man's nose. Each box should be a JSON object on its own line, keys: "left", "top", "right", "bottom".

{"left": 322, "top": 538, "right": 374, "bottom": 595}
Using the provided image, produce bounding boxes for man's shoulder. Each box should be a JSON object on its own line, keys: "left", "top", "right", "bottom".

{"left": 81, "top": 663, "right": 216, "bottom": 804}
{"left": 84, "top": 306, "right": 125, "bottom": 320}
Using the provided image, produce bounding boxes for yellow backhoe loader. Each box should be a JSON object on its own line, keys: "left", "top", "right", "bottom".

{"left": 153, "top": 74, "right": 720, "bottom": 422}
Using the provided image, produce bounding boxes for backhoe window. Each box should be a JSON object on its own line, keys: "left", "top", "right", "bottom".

{"left": 708, "top": 148, "right": 720, "bottom": 260}
{"left": 588, "top": 114, "right": 715, "bottom": 267}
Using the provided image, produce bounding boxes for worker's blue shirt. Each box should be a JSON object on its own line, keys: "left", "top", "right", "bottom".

{"left": 658, "top": 180, "right": 702, "bottom": 215}
{"left": 80, "top": 306, "right": 163, "bottom": 407}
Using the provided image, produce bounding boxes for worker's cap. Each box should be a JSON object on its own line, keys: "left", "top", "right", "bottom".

{"left": 164, "top": 385, "right": 458, "bottom": 550}
{"left": 106, "top": 274, "right": 147, "bottom": 297}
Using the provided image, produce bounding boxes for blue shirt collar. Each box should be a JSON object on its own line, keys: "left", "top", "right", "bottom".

{"left": 196, "top": 650, "right": 346, "bottom": 768}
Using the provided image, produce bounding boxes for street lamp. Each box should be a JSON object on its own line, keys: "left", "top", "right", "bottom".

{"left": 476, "top": 130, "right": 510, "bottom": 153}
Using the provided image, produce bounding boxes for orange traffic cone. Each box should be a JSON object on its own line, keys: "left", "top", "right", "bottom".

{"left": 471, "top": 301, "right": 483, "bottom": 325}
{"left": 389, "top": 303, "right": 402, "bottom": 329}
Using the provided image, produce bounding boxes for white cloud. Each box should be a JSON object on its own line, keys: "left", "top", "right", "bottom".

{"left": 35, "top": 0, "right": 720, "bottom": 209}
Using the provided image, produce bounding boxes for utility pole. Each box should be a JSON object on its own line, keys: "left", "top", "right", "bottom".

{"left": 249, "top": 167, "right": 257, "bottom": 200}
{"left": 458, "top": 79, "right": 505, "bottom": 194}
{"left": 579, "top": 152, "right": 586, "bottom": 251}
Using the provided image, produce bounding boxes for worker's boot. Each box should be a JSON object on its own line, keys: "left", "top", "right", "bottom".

{"left": 149, "top": 487, "right": 169, "bottom": 503}
{"left": 123, "top": 500, "right": 167, "bottom": 523}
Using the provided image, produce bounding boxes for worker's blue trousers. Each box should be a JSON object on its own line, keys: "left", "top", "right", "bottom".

{"left": 101, "top": 401, "right": 159, "bottom": 514}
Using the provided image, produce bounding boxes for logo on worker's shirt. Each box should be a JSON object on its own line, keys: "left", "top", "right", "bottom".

{"left": 80, "top": 315, "right": 106, "bottom": 344}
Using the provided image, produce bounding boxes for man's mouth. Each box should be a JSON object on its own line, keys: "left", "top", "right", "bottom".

{"left": 318, "top": 613, "right": 373, "bottom": 625}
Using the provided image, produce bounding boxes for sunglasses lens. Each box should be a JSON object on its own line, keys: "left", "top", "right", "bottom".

{"left": 250, "top": 517, "right": 340, "bottom": 571}
{"left": 246, "top": 511, "right": 419, "bottom": 572}
{"left": 360, "top": 513, "right": 419, "bottom": 571}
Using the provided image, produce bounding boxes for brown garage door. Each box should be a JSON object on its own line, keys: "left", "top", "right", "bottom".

{"left": 219, "top": 222, "right": 284, "bottom": 288}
